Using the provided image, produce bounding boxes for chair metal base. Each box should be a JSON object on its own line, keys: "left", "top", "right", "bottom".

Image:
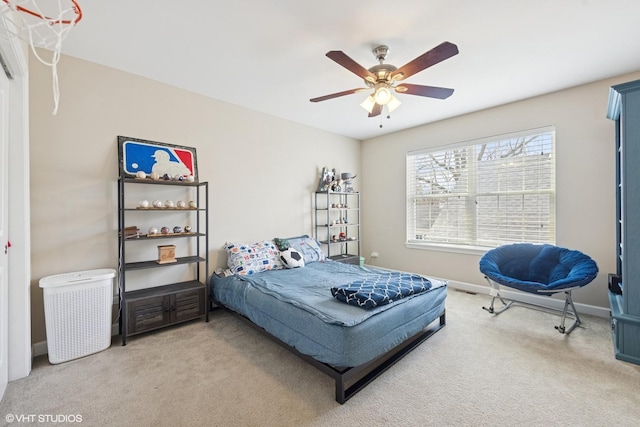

{"left": 482, "top": 276, "right": 582, "bottom": 334}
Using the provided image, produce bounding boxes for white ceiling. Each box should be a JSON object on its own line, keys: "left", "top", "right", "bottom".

{"left": 51, "top": 0, "right": 640, "bottom": 140}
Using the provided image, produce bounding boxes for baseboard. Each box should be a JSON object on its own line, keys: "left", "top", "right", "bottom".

{"left": 446, "top": 279, "right": 610, "bottom": 318}
{"left": 31, "top": 341, "right": 48, "bottom": 358}
{"left": 32, "top": 323, "right": 121, "bottom": 358}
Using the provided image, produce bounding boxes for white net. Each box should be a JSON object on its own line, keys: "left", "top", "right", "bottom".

{"left": 0, "top": 0, "right": 82, "bottom": 114}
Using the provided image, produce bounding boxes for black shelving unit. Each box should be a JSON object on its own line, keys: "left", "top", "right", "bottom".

{"left": 117, "top": 177, "right": 209, "bottom": 345}
{"left": 314, "top": 191, "right": 360, "bottom": 264}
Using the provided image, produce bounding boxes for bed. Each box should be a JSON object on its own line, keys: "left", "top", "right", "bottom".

{"left": 210, "top": 247, "right": 447, "bottom": 403}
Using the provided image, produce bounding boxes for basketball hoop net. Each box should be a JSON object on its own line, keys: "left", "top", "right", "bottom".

{"left": 0, "top": 0, "right": 82, "bottom": 114}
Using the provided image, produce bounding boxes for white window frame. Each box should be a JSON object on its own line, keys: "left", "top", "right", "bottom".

{"left": 406, "top": 126, "right": 556, "bottom": 254}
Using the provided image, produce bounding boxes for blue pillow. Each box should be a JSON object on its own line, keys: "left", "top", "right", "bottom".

{"left": 275, "top": 235, "right": 325, "bottom": 264}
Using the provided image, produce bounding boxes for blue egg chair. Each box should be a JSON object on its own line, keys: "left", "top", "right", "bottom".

{"left": 479, "top": 243, "right": 599, "bottom": 334}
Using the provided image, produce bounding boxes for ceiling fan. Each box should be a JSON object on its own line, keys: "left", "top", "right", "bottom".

{"left": 310, "top": 41, "right": 459, "bottom": 118}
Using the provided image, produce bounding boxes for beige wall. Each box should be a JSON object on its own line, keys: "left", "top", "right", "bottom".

{"left": 28, "top": 50, "right": 640, "bottom": 344}
{"left": 361, "top": 70, "right": 640, "bottom": 308}
{"left": 29, "top": 53, "right": 360, "bottom": 344}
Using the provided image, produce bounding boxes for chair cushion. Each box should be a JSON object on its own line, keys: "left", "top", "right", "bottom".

{"left": 479, "top": 243, "right": 598, "bottom": 295}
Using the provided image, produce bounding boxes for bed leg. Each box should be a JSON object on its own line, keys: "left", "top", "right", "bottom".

{"left": 335, "top": 376, "right": 346, "bottom": 404}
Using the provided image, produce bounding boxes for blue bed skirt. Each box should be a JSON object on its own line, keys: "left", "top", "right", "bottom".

{"left": 210, "top": 261, "right": 447, "bottom": 367}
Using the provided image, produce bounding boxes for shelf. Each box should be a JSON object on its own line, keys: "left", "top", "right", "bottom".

{"left": 124, "top": 233, "right": 206, "bottom": 241}
{"left": 609, "top": 291, "right": 623, "bottom": 317}
{"left": 329, "top": 254, "right": 360, "bottom": 265}
{"left": 125, "top": 280, "right": 204, "bottom": 299}
{"left": 122, "top": 177, "right": 206, "bottom": 187}
{"left": 320, "top": 239, "right": 359, "bottom": 245}
{"left": 124, "top": 208, "right": 202, "bottom": 212}
{"left": 315, "top": 191, "right": 359, "bottom": 195}
{"left": 124, "top": 256, "right": 205, "bottom": 270}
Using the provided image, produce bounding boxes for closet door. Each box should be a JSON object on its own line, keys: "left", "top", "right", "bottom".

{"left": 0, "top": 63, "right": 9, "bottom": 399}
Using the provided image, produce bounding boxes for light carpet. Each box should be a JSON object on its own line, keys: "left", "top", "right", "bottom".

{"left": 1, "top": 289, "right": 639, "bottom": 427}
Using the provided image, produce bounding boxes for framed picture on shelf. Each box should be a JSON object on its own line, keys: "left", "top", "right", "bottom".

{"left": 118, "top": 136, "right": 198, "bottom": 181}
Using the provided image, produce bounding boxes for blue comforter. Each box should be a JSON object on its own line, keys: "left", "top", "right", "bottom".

{"left": 331, "top": 272, "right": 432, "bottom": 309}
{"left": 232, "top": 261, "right": 445, "bottom": 326}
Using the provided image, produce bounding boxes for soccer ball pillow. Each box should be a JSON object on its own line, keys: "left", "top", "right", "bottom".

{"left": 280, "top": 248, "right": 305, "bottom": 269}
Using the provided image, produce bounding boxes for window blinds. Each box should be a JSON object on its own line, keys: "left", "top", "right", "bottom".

{"left": 406, "top": 127, "right": 555, "bottom": 249}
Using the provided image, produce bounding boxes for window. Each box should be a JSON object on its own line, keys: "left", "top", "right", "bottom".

{"left": 406, "top": 127, "right": 555, "bottom": 250}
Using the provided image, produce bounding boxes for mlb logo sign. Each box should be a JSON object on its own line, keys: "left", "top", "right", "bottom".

{"left": 118, "top": 136, "right": 198, "bottom": 180}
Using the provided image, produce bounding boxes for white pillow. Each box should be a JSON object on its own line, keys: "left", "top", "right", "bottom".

{"left": 224, "top": 241, "right": 282, "bottom": 275}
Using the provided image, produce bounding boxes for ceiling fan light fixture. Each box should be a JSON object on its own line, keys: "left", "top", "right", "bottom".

{"left": 374, "top": 85, "right": 392, "bottom": 105}
{"left": 387, "top": 95, "right": 401, "bottom": 113}
{"left": 360, "top": 95, "right": 376, "bottom": 113}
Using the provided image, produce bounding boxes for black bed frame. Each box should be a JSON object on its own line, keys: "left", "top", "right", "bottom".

{"left": 213, "top": 300, "right": 446, "bottom": 404}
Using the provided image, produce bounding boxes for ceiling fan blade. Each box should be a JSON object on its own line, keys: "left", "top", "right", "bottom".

{"left": 368, "top": 103, "right": 383, "bottom": 117}
{"left": 395, "top": 83, "right": 454, "bottom": 99}
{"left": 326, "top": 51, "right": 376, "bottom": 83}
{"left": 390, "top": 42, "right": 459, "bottom": 81}
{"left": 310, "top": 88, "right": 368, "bottom": 103}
